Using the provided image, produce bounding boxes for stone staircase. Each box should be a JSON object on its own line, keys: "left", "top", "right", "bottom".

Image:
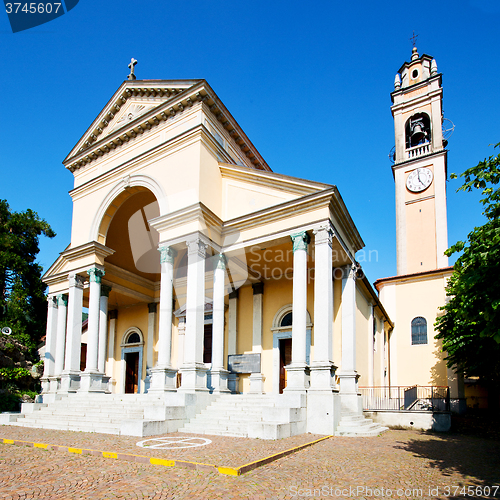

{"left": 335, "top": 412, "right": 388, "bottom": 437}
{"left": 6, "top": 393, "right": 186, "bottom": 437}
{"left": 179, "top": 394, "right": 306, "bottom": 439}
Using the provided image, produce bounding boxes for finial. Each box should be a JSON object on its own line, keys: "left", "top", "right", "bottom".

{"left": 411, "top": 46, "right": 419, "bottom": 61}
{"left": 127, "top": 58, "right": 138, "bottom": 80}
{"left": 430, "top": 58, "right": 438, "bottom": 76}
{"left": 394, "top": 73, "right": 401, "bottom": 90}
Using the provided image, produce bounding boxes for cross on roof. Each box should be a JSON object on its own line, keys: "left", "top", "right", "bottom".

{"left": 128, "top": 58, "right": 137, "bottom": 81}
{"left": 410, "top": 31, "right": 419, "bottom": 48}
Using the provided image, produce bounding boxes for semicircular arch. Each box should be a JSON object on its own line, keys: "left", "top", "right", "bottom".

{"left": 90, "top": 174, "right": 168, "bottom": 244}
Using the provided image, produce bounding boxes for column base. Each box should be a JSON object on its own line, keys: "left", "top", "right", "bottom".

{"left": 337, "top": 370, "right": 360, "bottom": 394}
{"left": 178, "top": 363, "right": 209, "bottom": 393}
{"left": 59, "top": 372, "right": 80, "bottom": 393}
{"left": 227, "top": 373, "right": 240, "bottom": 393}
{"left": 40, "top": 377, "right": 50, "bottom": 394}
{"left": 78, "top": 371, "right": 109, "bottom": 393}
{"left": 148, "top": 366, "right": 178, "bottom": 393}
{"left": 49, "top": 376, "right": 60, "bottom": 394}
{"left": 210, "top": 368, "right": 230, "bottom": 393}
{"left": 283, "top": 363, "right": 309, "bottom": 393}
{"left": 309, "top": 362, "right": 338, "bottom": 392}
{"left": 248, "top": 373, "right": 265, "bottom": 394}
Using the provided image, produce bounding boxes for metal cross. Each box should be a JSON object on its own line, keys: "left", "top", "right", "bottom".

{"left": 128, "top": 58, "right": 138, "bottom": 80}
{"left": 410, "top": 31, "right": 419, "bottom": 48}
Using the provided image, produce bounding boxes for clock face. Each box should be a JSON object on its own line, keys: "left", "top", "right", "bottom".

{"left": 406, "top": 168, "right": 433, "bottom": 193}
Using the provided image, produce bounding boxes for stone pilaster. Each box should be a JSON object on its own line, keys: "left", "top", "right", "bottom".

{"left": 249, "top": 282, "right": 265, "bottom": 394}
{"left": 42, "top": 295, "right": 58, "bottom": 394}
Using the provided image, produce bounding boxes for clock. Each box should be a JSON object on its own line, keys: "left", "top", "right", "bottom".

{"left": 406, "top": 168, "right": 433, "bottom": 193}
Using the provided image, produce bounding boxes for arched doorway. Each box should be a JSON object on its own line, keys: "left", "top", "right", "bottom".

{"left": 272, "top": 305, "right": 312, "bottom": 394}
{"left": 120, "top": 328, "right": 144, "bottom": 394}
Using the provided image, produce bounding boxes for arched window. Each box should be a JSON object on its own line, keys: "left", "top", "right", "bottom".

{"left": 280, "top": 312, "right": 293, "bottom": 327}
{"left": 126, "top": 332, "right": 141, "bottom": 344}
{"left": 411, "top": 317, "right": 427, "bottom": 345}
{"left": 405, "top": 113, "right": 431, "bottom": 148}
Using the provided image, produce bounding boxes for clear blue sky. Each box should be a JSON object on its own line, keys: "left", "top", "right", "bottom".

{"left": 1, "top": 0, "right": 499, "bottom": 284}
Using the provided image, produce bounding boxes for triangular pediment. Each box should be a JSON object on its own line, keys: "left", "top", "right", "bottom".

{"left": 64, "top": 79, "right": 203, "bottom": 165}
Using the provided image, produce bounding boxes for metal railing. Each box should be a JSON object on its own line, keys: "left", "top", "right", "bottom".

{"left": 360, "top": 386, "right": 450, "bottom": 412}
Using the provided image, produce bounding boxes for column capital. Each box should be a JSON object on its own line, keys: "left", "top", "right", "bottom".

{"left": 291, "top": 231, "right": 310, "bottom": 253}
{"left": 158, "top": 245, "right": 178, "bottom": 264}
{"left": 56, "top": 294, "right": 68, "bottom": 307}
{"left": 68, "top": 273, "right": 85, "bottom": 289}
{"left": 186, "top": 237, "right": 208, "bottom": 258}
{"left": 214, "top": 253, "right": 227, "bottom": 270}
{"left": 101, "top": 284, "right": 112, "bottom": 297}
{"left": 148, "top": 302, "right": 158, "bottom": 314}
{"left": 313, "top": 224, "right": 333, "bottom": 247}
{"left": 343, "top": 263, "right": 360, "bottom": 281}
{"left": 87, "top": 267, "right": 105, "bottom": 283}
{"left": 48, "top": 295, "right": 58, "bottom": 308}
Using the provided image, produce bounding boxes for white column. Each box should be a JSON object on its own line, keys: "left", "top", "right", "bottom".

{"left": 285, "top": 231, "right": 310, "bottom": 392}
{"left": 180, "top": 235, "right": 209, "bottom": 392}
{"left": 338, "top": 263, "right": 360, "bottom": 403}
{"left": 227, "top": 289, "right": 239, "bottom": 393}
{"left": 60, "top": 273, "right": 84, "bottom": 393}
{"left": 43, "top": 296, "right": 58, "bottom": 376}
{"left": 150, "top": 244, "right": 177, "bottom": 393}
{"left": 105, "top": 310, "right": 117, "bottom": 391}
{"left": 54, "top": 294, "right": 68, "bottom": 377}
{"left": 85, "top": 267, "right": 104, "bottom": 373}
{"left": 98, "top": 285, "right": 111, "bottom": 374}
{"left": 146, "top": 303, "right": 157, "bottom": 374}
{"left": 249, "top": 282, "right": 265, "bottom": 393}
{"left": 211, "top": 254, "right": 229, "bottom": 393}
{"left": 79, "top": 267, "right": 106, "bottom": 393}
{"left": 368, "top": 304, "right": 375, "bottom": 387}
{"left": 310, "top": 225, "right": 336, "bottom": 391}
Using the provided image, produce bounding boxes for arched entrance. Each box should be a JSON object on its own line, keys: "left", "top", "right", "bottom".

{"left": 121, "top": 328, "right": 144, "bottom": 394}
{"left": 272, "top": 305, "right": 312, "bottom": 394}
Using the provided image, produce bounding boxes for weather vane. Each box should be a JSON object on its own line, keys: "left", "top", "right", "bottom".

{"left": 410, "top": 31, "right": 419, "bottom": 48}
{"left": 128, "top": 58, "right": 138, "bottom": 81}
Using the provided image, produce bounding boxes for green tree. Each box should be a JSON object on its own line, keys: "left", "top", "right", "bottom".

{"left": 0, "top": 200, "right": 55, "bottom": 352}
{"left": 435, "top": 142, "right": 500, "bottom": 406}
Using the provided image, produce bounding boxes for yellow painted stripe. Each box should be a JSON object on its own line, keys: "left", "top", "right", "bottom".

{"left": 68, "top": 447, "right": 82, "bottom": 454}
{"left": 236, "top": 435, "right": 333, "bottom": 470}
{"left": 150, "top": 457, "right": 175, "bottom": 467}
{"left": 102, "top": 452, "right": 118, "bottom": 459}
{"left": 34, "top": 443, "right": 48, "bottom": 449}
{"left": 218, "top": 466, "right": 240, "bottom": 476}
{"left": 3, "top": 439, "right": 14, "bottom": 444}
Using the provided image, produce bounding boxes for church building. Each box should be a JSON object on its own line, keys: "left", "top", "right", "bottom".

{"left": 21, "top": 47, "right": 462, "bottom": 437}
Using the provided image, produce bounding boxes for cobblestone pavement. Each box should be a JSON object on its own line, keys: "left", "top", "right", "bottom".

{"left": 0, "top": 429, "right": 499, "bottom": 499}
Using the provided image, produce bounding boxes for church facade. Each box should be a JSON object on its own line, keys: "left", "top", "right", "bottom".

{"left": 36, "top": 47, "right": 463, "bottom": 437}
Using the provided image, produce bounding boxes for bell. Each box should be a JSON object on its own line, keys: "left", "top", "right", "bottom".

{"left": 411, "top": 120, "right": 425, "bottom": 143}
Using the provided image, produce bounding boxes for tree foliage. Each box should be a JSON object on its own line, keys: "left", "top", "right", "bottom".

{"left": 435, "top": 143, "right": 500, "bottom": 384}
{"left": 0, "top": 200, "right": 55, "bottom": 351}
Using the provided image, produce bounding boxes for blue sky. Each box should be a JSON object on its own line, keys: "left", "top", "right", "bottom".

{"left": 1, "top": 0, "right": 499, "bottom": 284}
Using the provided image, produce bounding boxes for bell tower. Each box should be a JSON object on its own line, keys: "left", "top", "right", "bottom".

{"left": 391, "top": 46, "right": 449, "bottom": 275}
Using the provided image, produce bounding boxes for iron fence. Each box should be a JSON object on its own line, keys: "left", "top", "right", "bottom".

{"left": 360, "top": 386, "right": 450, "bottom": 412}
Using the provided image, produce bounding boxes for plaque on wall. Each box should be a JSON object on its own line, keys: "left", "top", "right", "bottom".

{"left": 228, "top": 353, "right": 261, "bottom": 374}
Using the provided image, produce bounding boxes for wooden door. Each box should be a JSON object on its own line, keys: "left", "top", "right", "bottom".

{"left": 125, "top": 352, "right": 139, "bottom": 394}
{"left": 203, "top": 324, "right": 213, "bottom": 364}
{"left": 279, "top": 338, "right": 292, "bottom": 394}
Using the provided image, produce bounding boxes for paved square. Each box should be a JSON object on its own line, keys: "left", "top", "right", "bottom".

{"left": 0, "top": 427, "right": 498, "bottom": 499}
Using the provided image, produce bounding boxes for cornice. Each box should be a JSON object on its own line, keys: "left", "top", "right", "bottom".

{"left": 223, "top": 189, "right": 334, "bottom": 233}
{"left": 149, "top": 202, "right": 223, "bottom": 236}
{"left": 392, "top": 148, "right": 447, "bottom": 169}
{"left": 60, "top": 241, "right": 115, "bottom": 262}
{"left": 391, "top": 85, "right": 442, "bottom": 111}
{"left": 374, "top": 266, "right": 454, "bottom": 289}
{"left": 219, "top": 163, "right": 330, "bottom": 196}
{"left": 64, "top": 79, "right": 270, "bottom": 174}
{"left": 103, "top": 262, "right": 159, "bottom": 292}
